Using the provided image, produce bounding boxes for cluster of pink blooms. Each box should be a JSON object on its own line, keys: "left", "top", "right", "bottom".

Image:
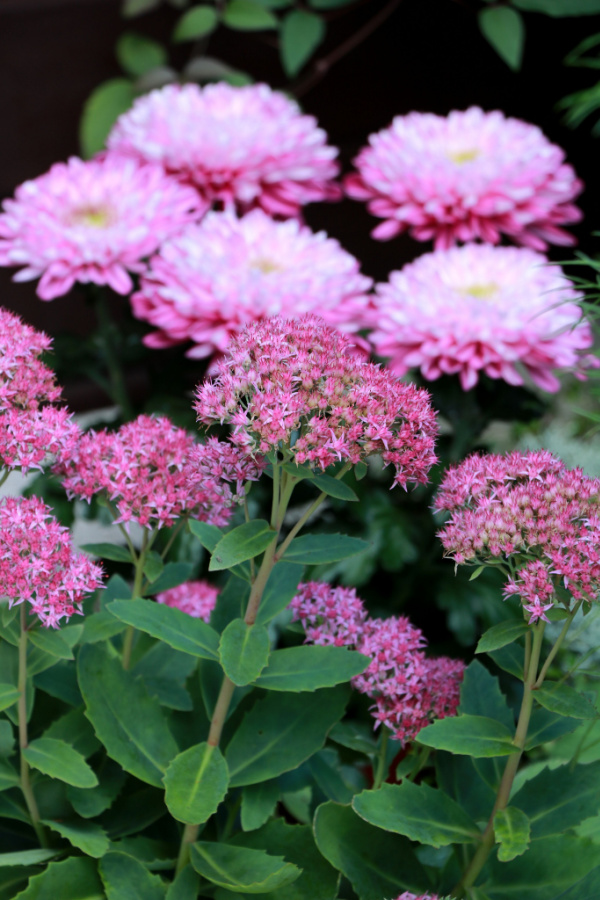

{"left": 393, "top": 894, "right": 443, "bottom": 900}
{"left": 435, "top": 450, "right": 600, "bottom": 622}
{"left": 0, "top": 495, "right": 103, "bottom": 628}
{"left": 57, "top": 414, "right": 264, "bottom": 530}
{"left": 156, "top": 580, "right": 219, "bottom": 621}
{"left": 107, "top": 83, "right": 340, "bottom": 217}
{"left": 0, "top": 308, "right": 79, "bottom": 471}
{"left": 290, "top": 582, "right": 464, "bottom": 743}
{"left": 0, "top": 155, "right": 202, "bottom": 300}
{"left": 132, "top": 209, "right": 372, "bottom": 360}
{"left": 194, "top": 316, "right": 438, "bottom": 488}
{"left": 346, "top": 107, "right": 582, "bottom": 250}
{"left": 368, "top": 244, "right": 596, "bottom": 392}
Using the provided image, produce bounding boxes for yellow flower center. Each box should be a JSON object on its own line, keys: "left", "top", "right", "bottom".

{"left": 447, "top": 148, "right": 480, "bottom": 164}
{"left": 69, "top": 206, "right": 113, "bottom": 228}
{"left": 460, "top": 283, "right": 499, "bottom": 299}
{"left": 250, "top": 257, "right": 282, "bottom": 274}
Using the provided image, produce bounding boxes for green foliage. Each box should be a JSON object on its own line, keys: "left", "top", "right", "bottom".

{"left": 108, "top": 598, "right": 220, "bottom": 660}
{"left": 255, "top": 562, "right": 304, "bottom": 625}
{"left": 42, "top": 819, "right": 109, "bottom": 858}
{"left": 209, "top": 521, "right": 276, "bottom": 571}
{"left": 418, "top": 715, "right": 518, "bottom": 757}
{"left": 479, "top": 6, "right": 525, "bottom": 70}
{"left": 511, "top": 760, "right": 600, "bottom": 837}
{"left": 222, "top": 0, "right": 279, "bottom": 30}
{"left": 534, "top": 683, "right": 598, "bottom": 719}
{"left": 79, "top": 79, "right": 135, "bottom": 158}
{"left": 173, "top": 5, "right": 218, "bottom": 40}
{"left": 22, "top": 739, "right": 98, "bottom": 789}
{"left": 190, "top": 842, "right": 301, "bottom": 892}
{"left": 241, "top": 780, "right": 280, "bottom": 832}
{"left": 513, "top": 0, "right": 600, "bottom": 14}
{"left": 11, "top": 857, "right": 104, "bottom": 899}
{"left": 282, "top": 533, "right": 369, "bottom": 565}
{"left": 219, "top": 619, "right": 271, "bottom": 685}
{"left": 476, "top": 621, "right": 529, "bottom": 654}
{"left": 99, "top": 852, "right": 166, "bottom": 899}
{"left": 164, "top": 742, "right": 229, "bottom": 824}
{"left": 281, "top": 11, "right": 325, "bottom": 76}
{"left": 254, "top": 645, "right": 368, "bottom": 692}
{"left": 494, "top": 807, "right": 531, "bottom": 861}
{"left": 115, "top": 32, "right": 167, "bottom": 76}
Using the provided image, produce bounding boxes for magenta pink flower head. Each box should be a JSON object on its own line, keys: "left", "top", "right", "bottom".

{"left": 0, "top": 496, "right": 103, "bottom": 628}
{"left": 156, "top": 580, "right": 219, "bottom": 621}
{"left": 0, "top": 155, "right": 202, "bottom": 300}
{"left": 435, "top": 450, "right": 600, "bottom": 622}
{"left": 194, "top": 316, "right": 438, "bottom": 488}
{"left": 345, "top": 107, "right": 582, "bottom": 250}
{"left": 0, "top": 308, "right": 79, "bottom": 472}
{"left": 57, "top": 414, "right": 264, "bottom": 530}
{"left": 290, "top": 581, "right": 464, "bottom": 743}
{"left": 369, "top": 244, "right": 596, "bottom": 392}
{"left": 107, "top": 83, "right": 341, "bottom": 217}
{"left": 132, "top": 209, "right": 372, "bottom": 359}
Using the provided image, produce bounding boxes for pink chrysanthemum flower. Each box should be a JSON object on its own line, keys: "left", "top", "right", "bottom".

{"left": 436, "top": 450, "right": 600, "bottom": 622}
{"left": 289, "top": 582, "right": 464, "bottom": 743}
{"left": 345, "top": 107, "right": 582, "bottom": 250}
{"left": 0, "top": 495, "right": 103, "bottom": 628}
{"left": 131, "top": 209, "right": 372, "bottom": 359}
{"left": 57, "top": 414, "right": 261, "bottom": 530}
{"left": 107, "top": 83, "right": 340, "bottom": 217}
{"left": 194, "top": 316, "right": 438, "bottom": 488}
{"left": 0, "top": 308, "right": 80, "bottom": 472}
{"left": 156, "top": 580, "right": 219, "bottom": 621}
{"left": 0, "top": 155, "right": 203, "bottom": 300}
{"left": 369, "top": 244, "right": 596, "bottom": 392}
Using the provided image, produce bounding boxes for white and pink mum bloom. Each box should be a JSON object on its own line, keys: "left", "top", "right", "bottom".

{"left": 132, "top": 209, "right": 372, "bottom": 358}
{"left": 290, "top": 582, "right": 464, "bottom": 743}
{"left": 368, "top": 244, "right": 596, "bottom": 392}
{"left": 107, "top": 82, "right": 341, "bottom": 217}
{"left": 156, "top": 580, "right": 219, "bottom": 621}
{"left": 345, "top": 107, "right": 582, "bottom": 250}
{"left": 0, "top": 495, "right": 103, "bottom": 628}
{"left": 0, "top": 155, "right": 203, "bottom": 300}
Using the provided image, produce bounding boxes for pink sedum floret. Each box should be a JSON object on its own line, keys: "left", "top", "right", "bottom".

{"left": 369, "top": 244, "right": 597, "bottom": 392}
{"left": 156, "top": 580, "right": 219, "bottom": 621}
{"left": 194, "top": 315, "right": 438, "bottom": 488}
{"left": 345, "top": 107, "right": 582, "bottom": 250}
{"left": 132, "top": 209, "right": 372, "bottom": 359}
{"left": 107, "top": 82, "right": 341, "bottom": 217}
{"left": 0, "top": 155, "right": 203, "bottom": 300}
{"left": 0, "top": 495, "right": 103, "bottom": 628}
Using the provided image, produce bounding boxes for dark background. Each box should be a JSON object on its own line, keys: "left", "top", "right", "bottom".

{"left": 1, "top": 0, "right": 598, "bottom": 404}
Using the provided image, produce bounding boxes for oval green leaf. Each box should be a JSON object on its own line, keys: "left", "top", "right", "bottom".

{"left": 210, "top": 521, "right": 276, "bottom": 571}
{"left": 223, "top": 0, "right": 278, "bottom": 29}
{"left": 116, "top": 32, "right": 167, "bottom": 77}
{"left": 108, "top": 598, "right": 219, "bottom": 660}
{"left": 311, "top": 472, "right": 358, "bottom": 502}
{"left": 190, "top": 842, "right": 301, "bottom": 893}
{"left": 173, "top": 5, "right": 218, "bottom": 41}
{"left": 164, "top": 742, "right": 229, "bottom": 825}
{"left": 254, "top": 645, "right": 368, "bottom": 692}
{"left": 476, "top": 620, "right": 529, "bottom": 654}
{"left": 23, "top": 738, "right": 98, "bottom": 788}
{"left": 42, "top": 818, "right": 109, "bottom": 858}
{"left": 219, "top": 619, "right": 270, "bottom": 686}
{"left": 282, "top": 533, "right": 368, "bottom": 565}
{"left": 479, "top": 6, "right": 524, "bottom": 71}
{"left": 27, "top": 629, "right": 74, "bottom": 661}
{"left": 281, "top": 10, "right": 325, "bottom": 76}
{"left": 0, "top": 684, "right": 20, "bottom": 712}
{"left": 494, "top": 806, "right": 531, "bottom": 861}
{"left": 535, "top": 683, "right": 598, "bottom": 720}
{"left": 100, "top": 851, "right": 166, "bottom": 900}
{"left": 417, "top": 714, "right": 518, "bottom": 757}
{"left": 80, "top": 543, "right": 133, "bottom": 563}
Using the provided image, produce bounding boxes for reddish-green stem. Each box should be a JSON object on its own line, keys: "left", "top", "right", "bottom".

{"left": 18, "top": 605, "right": 47, "bottom": 847}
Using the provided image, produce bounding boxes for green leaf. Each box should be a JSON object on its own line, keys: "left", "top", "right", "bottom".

{"left": 535, "top": 683, "right": 598, "bottom": 719}
{"left": 10, "top": 857, "right": 104, "bottom": 899}
{"left": 132, "top": 642, "right": 196, "bottom": 711}
{"left": 147, "top": 562, "right": 194, "bottom": 595}
{"left": 511, "top": 760, "right": 600, "bottom": 838}
{"left": 173, "top": 5, "right": 218, "bottom": 41}
{"left": 108, "top": 598, "right": 219, "bottom": 660}
{"left": 232, "top": 818, "right": 340, "bottom": 900}
{"left": 78, "top": 644, "right": 178, "bottom": 788}
{"left": 281, "top": 10, "right": 324, "bottom": 77}
{"left": 0, "top": 849, "right": 60, "bottom": 867}
{"left": 143, "top": 551, "right": 164, "bottom": 584}
{"left": 479, "top": 6, "right": 525, "bottom": 70}
{"left": 43, "top": 707, "right": 101, "bottom": 758}
{"left": 164, "top": 742, "right": 229, "bottom": 825}
{"left": 223, "top": 0, "right": 278, "bottom": 30}
{"left": 190, "top": 842, "right": 301, "bottom": 893}
{"left": 311, "top": 471, "right": 357, "bottom": 502}
{"left": 0, "top": 721, "right": 14, "bottom": 757}
{"left": 0, "top": 684, "right": 20, "bottom": 712}
{"left": 188, "top": 519, "right": 222, "bottom": 552}
{"left": 353, "top": 781, "right": 479, "bottom": 847}
{"left": 282, "top": 533, "right": 368, "bottom": 565}
{"left": 99, "top": 852, "right": 166, "bottom": 900}
{"left": 488, "top": 642, "right": 524, "bottom": 679}
{"left": 494, "top": 807, "right": 531, "bottom": 861}
{"left": 226, "top": 686, "right": 348, "bottom": 786}
{"left": 79, "top": 78, "right": 135, "bottom": 158}
{"left": 525, "top": 708, "right": 581, "bottom": 749}
{"left": 81, "top": 611, "right": 127, "bottom": 645}
{"left": 210, "top": 521, "right": 276, "bottom": 571}
{"left": 67, "top": 759, "right": 127, "bottom": 819}
{"left": 116, "top": 32, "right": 167, "bottom": 77}
{"left": 0, "top": 756, "right": 19, "bottom": 791}
{"left": 219, "top": 619, "right": 270, "bottom": 686}
{"left": 255, "top": 562, "right": 304, "bottom": 626}
{"left": 313, "top": 802, "right": 428, "bottom": 899}
{"left": 513, "top": 0, "right": 600, "bottom": 15}
{"left": 436, "top": 752, "right": 497, "bottom": 822}
{"left": 308, "top": 0, "right": 355, "bottom": 7}
{"left": 80, "top": 543, "right": 132, "bottom": 563}
{"left": 27, "top": 630, "right": 73, "bottom": 661}
{"left": 42, "top": 819, "right": 109, "bottom": 858}
{"left": 166, "top": 867, "right": 200, "bottom": 900}
{"left": 476, "top": 620, "right": 529, "bottom": 654}
{"left": 254, "top": 645, "right": 368, "bottom": 692}
{"left": 122, "top": 0, "right": 161, "bottom": 14}
{"left": 418, "top": 715, "right": 518, "bottom": 757}
{"left": 23, "top": 738, "right": 98, "bottom": 788}
{"left": 328, "top": 720, "right": 377, "bottom": 754}
{"left": 307, "top": 749, "right": 354, "bottom": 803}
{"left": 241, "top": 780, "right": 280, "bottom": 832}
{"left": 459, "top": 660, "right": 514, "bottom": 731}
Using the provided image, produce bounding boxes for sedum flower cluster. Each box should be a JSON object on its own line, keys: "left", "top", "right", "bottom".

{"left": 156, "top": 580, "right": 219, "bottom": 621}
{"left": 194, "top": 316, "right": 438, "bottom": 487}
{"left": 346, "top": 107, "right": 582, "bottom": 250}
{"left": 0, "top": 495, "right": 103, "bottom": 628}
{"left": 57, "top": 414, "right": 263, "bottom": 530}
{"left": 0, "top": 307, "right": 79, "bottom": 471}
{"left": 435, "top": 450, "right": 600, "bottom": 622}
{"left": 290, "top": 582, "right": 464, "bottom": 743}
{"left": 132, "top": 209, "right": 372, "bottom": 360}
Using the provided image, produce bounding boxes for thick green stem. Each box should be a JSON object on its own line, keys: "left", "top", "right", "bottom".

{"left": 372, "top": 728, "right": 390, "bottom": 790}
{"left": 122, "top": 530, "right": 151, "bottom": 670}
{"left": 18, "top": 606, "right": 47, "bottom": 847}
{"left": 454, "top": 622, "right": 546, "bottom": 896}
{"left": 534, "top": 601, "right": 582, "bottom": 688}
